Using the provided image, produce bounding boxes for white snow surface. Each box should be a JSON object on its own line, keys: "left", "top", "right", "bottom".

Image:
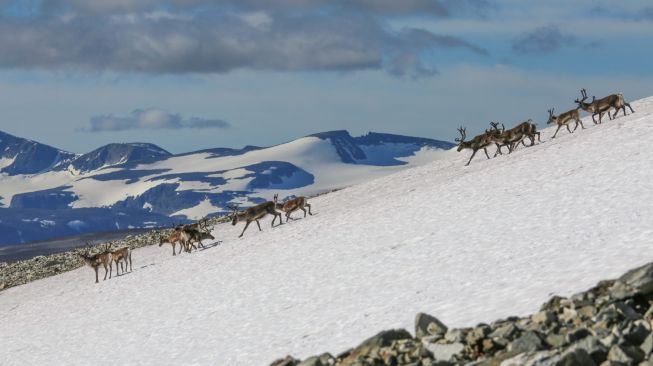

{"left": 2, "top": 97, "right": 653, "bottom": 365}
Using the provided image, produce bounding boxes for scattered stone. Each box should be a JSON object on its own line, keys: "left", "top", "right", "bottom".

{"left": 546, "top": 333, "right": 568, "bottom": 349}
{"left": 297, "top": 353, "right": 335, "bottom": 366}
{"left": 566, "top": 328, "right": 591, "bottom": 343}
{"left": 270, "top": 355, "right": 300, "bottom": 366}
{"left": 533, "top": 311, "right": 557, "bottom": 326}
{"left": 423, "top": 342, "right": 464, "bottom": 361}
{"left": 444, "top": 328, "right": 466, "bottom": 343}
{"left": 509, "top": 331, "right": 547, "bottom": 354}
{"left": 490, "top": 323, "right": 520, "bottom": 342}
{"left": 568, "top": 336, "right": 608, "bottom": 364}
{"left": 612, "top": 263, "right": 653, "bottom": 299}
{"left": 557, "top": 348, "right": 596, "bottom": 366}
{"left": 608, "top": 344, "right": 645, "bottom": 364}
{"left": 415, "top": 313, "right": 448, "bottom": 338}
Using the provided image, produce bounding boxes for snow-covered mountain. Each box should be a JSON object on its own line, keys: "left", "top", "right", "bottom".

{"left": 0, "top": 130, "right": 76, "bottom": 175}
{"left": 0, "top": 130, "right": 453, "bottom": 245}
{"left": 1, "top": 97, "right": 651, "bottom": 365}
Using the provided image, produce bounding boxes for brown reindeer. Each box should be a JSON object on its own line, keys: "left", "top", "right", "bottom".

{"left": 159, "top": 230, "right": 186, "bottom": 256}
{"left": 77, "top": 242, "right": 113, "bottom": 283}
{"left": 273, "top": 194, "right": 313, "bottom": 221}
{"left": 547, "top": 107, "right": 584, "bottom": 138}
{"left": 487, "top": 120, "right": 540, "bottom": 156}
{"left": 229, "top": 201, "right": 283, "bottom": 238}
{"left": 575, "top": 88, "right": 634, "bottom": 124}
{"left": 111, "top": 246, "right": 132, "bottom": 276}
{"left": 455, "top": 126, "right": 496, "bottom": 166}
{"left": 507, "top": 119, "right": 541, "bottom": 151}
{"left": 185, "top": 231, "right": 216, "bottom": 252}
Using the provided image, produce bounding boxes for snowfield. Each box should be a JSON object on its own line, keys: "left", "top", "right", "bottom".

{"left": 2, "top": 97, "right": 653, "bottom": 365}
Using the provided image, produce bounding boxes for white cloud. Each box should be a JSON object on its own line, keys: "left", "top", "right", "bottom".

{"left": 83, "top": 108, "right": 230, "bottom": 132}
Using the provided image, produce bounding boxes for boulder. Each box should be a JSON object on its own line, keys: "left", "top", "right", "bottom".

{"left": 509, "top": 331, "right": 547, "bottom": 354}
{"left": 297, "top": 353, "right": 335, "bottom": 366}
{"left": 424, "top": 342, "right": 464, "bottom": 361}
{"left": 611, "top": 263, "right": 653, "bottom": 299}
{"left": 568, "top": 336, "right": 608, "bottom": 364}
{"left": 340, "top": 329, "right": 412, "bottom": 362}
{"left": 270, "top": 355, "right": 300, "bottom": 366}
{"left": 608, "top": 344, "right": 645, "bottom": 364}
{"left": 415, "top": 313, "right": 448, "bottom": 338}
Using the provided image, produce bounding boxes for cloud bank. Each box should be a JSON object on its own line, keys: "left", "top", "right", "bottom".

{"left": 83, "top": 109, "right": 230, "bottom": 132}
{"left": 0, "top": 0, "right": 490, "bottom": 78}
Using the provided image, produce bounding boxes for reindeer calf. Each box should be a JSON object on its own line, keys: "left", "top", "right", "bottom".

{"left": 77, "top": 243, "right": 113, "bottom": 284}
{"left": 111, "top": 247, "right": 132, "bottom": 276}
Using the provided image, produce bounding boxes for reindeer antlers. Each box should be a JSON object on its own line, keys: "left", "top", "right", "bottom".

{"left": 227, "top": 203, "right": 240, "bottom": 212}
{"left": 455, "top": 126, "right": 466, "bottom": 142}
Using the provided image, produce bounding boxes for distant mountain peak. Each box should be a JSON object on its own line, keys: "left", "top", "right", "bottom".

{"left": 0, "top": 129, "right": 76, "bottom": 175}
{"left": 60, "top": 142, "right": 172, "bottom": 173}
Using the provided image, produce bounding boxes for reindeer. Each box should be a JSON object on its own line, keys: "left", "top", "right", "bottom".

{"left": 575, "top": 88, "right": 634, "bottom": 124}
{"left": 273, "top": 194, "right": 313, "bottom": 221}
{"left": 229, "top": 201, "right": 283, "bottom": 238}
{"left": 487, "top": 120, "right": 540, "bottom": 156}
{"left": 185, "top": 231, "right": 216, "bottom": 252}
{"left": 110, "top": 246, "right": 132, "bottom": 276}
{"left": 159, "top": 230, "right": 187, "bottom": 256}
{"left": 547, "top": 107, "right": 584, "bottom": 138}
{"left": 455, "top": 127, "right": 496, "bottom": 166}
{"left": 485, "top": 122, "right": 510, "bottom": 157}
{"left": 507, "top": 119, "right": 541, "bottom": 150}
{"left": 77, "top": 242, "right": 113, "bottom": 283}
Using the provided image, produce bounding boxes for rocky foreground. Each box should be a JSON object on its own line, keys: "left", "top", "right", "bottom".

{"left": 0, "top": 216, "right": 227, "bottom": 291}
{"left": 271, "top": 262, "right": 653, "bottom": 366}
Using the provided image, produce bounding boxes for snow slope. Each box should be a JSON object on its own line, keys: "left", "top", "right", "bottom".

{"left": 2, "top": 97, "right": 653, "bottom": 365}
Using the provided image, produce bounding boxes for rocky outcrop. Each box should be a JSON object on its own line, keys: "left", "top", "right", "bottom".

{"left": 271, "top": 262, "right": 653, "bottom": 366}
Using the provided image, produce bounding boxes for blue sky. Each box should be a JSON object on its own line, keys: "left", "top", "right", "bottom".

{"left": 0, "top": 0, "right": 651, "bottom": 154}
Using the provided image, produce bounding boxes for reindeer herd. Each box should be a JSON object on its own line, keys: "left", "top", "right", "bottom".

{"left": 78, "top": 194, "right": 314, "bottom": 283}
{"left": 76, "top": 87, "right": 635, "bottom": 282}
{"left": 456, "top": 89, "right": 635, "bottom": 165}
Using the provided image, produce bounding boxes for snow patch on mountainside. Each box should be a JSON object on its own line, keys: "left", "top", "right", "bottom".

{"left": 171, "top": 198, "right": 223, "bottom": 220}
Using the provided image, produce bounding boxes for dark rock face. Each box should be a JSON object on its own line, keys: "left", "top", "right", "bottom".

{"left": 0, "top": 130, "right": 76, "bottom": 175}
{"left": 311, "top": 130, "right": 455, "bottom": 166}
{"left": 271, "top": 261, "right": 653, "bottom": 366}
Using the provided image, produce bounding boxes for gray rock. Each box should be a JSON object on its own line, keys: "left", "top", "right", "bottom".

{"left": 546, "top": 333, "right": 568, "bottom": 349}
{"left": 423, "top": 342, "right": 464, "bottom": 361}
{"left": 297, "top": 353, "right": 334, "bottom": 366}
{"left": 624, "top": 320, "right": 650, "bottom": 345}
{"left": 509, "top": 331, "right": 547, "bottom": 354}
{"left": 533, "top": 311, "right": 557, "bottom": 326}
{"left": 341, "top": 329, "right": 412, "bottom": 362}
{"left": 608, "top": 344, "right": 645, "bottom": 364}
{"left": 270, "top": 355, "right": 300, "bottom": 366}
{"left": 641, "top": 332, "right": 653, "bottom": 356}
{"left": 614, "top": 302, "right": 642, "bottom": 321}
{"left": 612, "top": 263, "right": 653, "bottom": 299}
{"left": 557, "top": 348, "right": 596, "bottom": 366}
{"left": 490, "top": 323, "right": 520, "bottom": 342}
{"left": 444, "top": 328, "right": 466, "bottom": 343}
{"left": 569, "top": 336, "right": 608, "bottom": 364}
{"left": 566, "top": 328, "right": 592, "bottom": 343}
{"left": 415, "top": 313, "right": 448, "bottom": 338}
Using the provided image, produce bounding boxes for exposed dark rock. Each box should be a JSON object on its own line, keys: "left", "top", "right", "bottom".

{"left": 415, "top": 313, "right": 448, "bottom": 338}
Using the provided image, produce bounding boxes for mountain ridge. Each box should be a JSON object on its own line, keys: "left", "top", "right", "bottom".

{"left": 0, "top": 129, "right": 454, "bottom": 246}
